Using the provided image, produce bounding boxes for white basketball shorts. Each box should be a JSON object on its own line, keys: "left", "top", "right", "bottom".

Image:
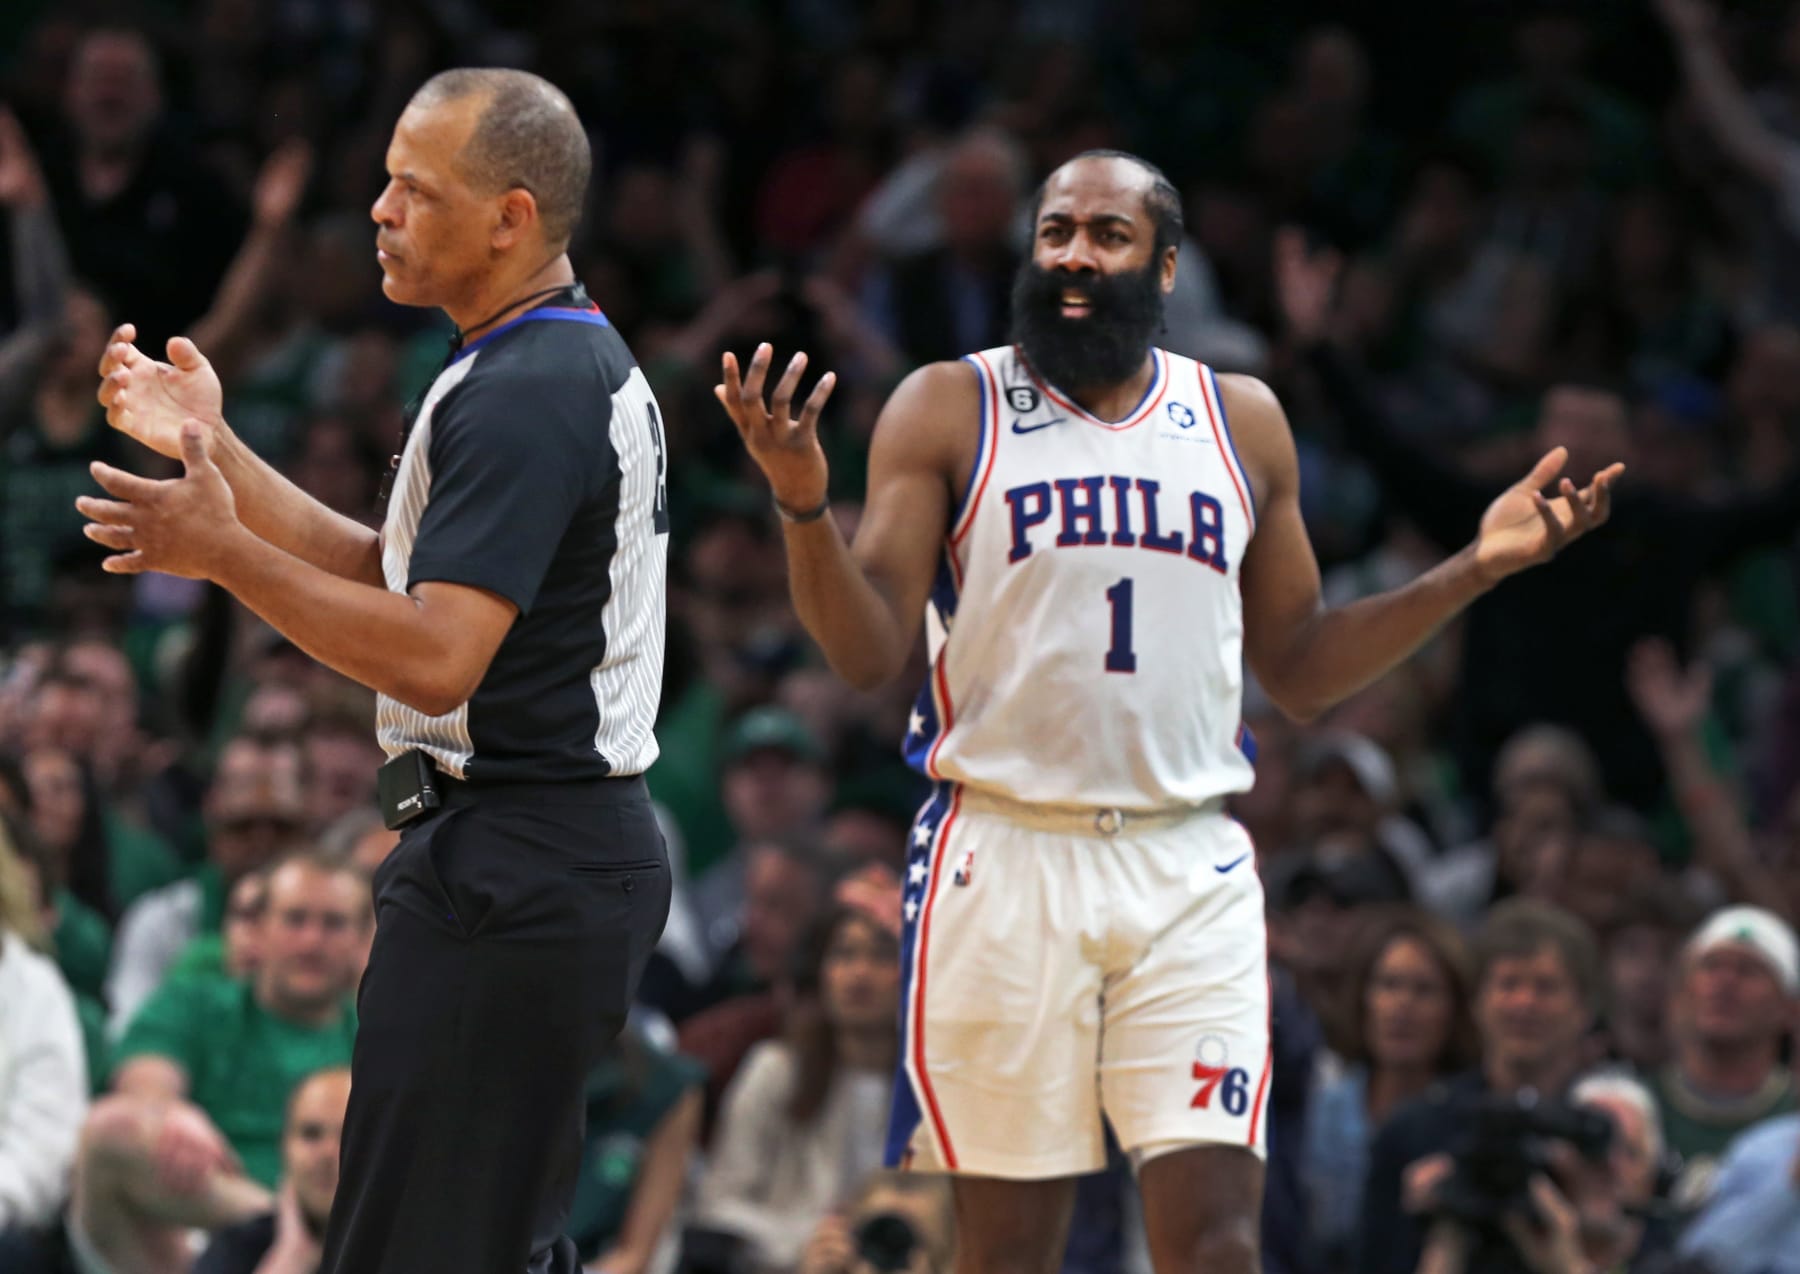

{"left": 885, "top": 782, "right": 1271, "bottom": 1179}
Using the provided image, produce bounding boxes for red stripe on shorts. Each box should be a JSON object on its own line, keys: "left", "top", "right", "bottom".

{"left": 911, "top": 786, "right": 962, "bottom": 1168}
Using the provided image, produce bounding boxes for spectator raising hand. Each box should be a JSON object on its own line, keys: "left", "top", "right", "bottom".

{"left": 0, "top": 109, "right": 47, "bottom": 210}
{"left": 1273, "top": 226, "right": 1344, "bottom": 348}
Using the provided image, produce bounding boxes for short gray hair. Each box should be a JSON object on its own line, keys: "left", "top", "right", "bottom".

{"left": 1571, "top": 1068, "right": 1663, "bottom": 1165}
{"left": 410, "top": 68, "right": 591, "bottom": 247}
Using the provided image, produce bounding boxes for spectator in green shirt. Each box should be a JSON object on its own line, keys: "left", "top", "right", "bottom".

{"left": 567, "top": 1028, "right": 704, "bottom": 1273}
{"left": 67, "top": 852, "right": 367, "bottom": 1274}
{"left": 1653, "top": 905, "right": 1799, "bottom": 1211}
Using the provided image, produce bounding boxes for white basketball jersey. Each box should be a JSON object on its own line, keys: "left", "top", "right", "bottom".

{"left": 904, "top": 345, "right": 1258, "bottom": 810}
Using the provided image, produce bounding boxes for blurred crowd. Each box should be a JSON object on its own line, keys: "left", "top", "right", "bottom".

{"left": 1, "top": 1, "right": 1799, "bottom": 1273}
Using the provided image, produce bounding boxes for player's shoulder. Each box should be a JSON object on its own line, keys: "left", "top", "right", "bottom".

{"left": 878, "top": 358, "right": 983, "bottom": 429}
{"left": 1209, "top": 371, "right": 1295, "bottom": 482}
{"left": 897, "top": 356, "right": 983, "bottom": 402}
{"left": 1211, "top": 371, "right": 1284, "bottom": 420}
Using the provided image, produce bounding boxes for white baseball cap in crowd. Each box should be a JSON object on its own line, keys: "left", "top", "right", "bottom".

{"left": 1685, "top": 905, "right": 1800, "bottom": 995}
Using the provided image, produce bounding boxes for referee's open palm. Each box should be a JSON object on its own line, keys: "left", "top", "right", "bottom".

{"left": 717, "top": 342, "right": 836, "bottom": 511}
{"left": 96, "top": 324, "right": 224, "bottom": 460}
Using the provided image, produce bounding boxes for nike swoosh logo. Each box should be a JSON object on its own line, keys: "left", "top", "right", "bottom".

{"left": 1011, "top": 416, "right": 1067, "bottom": 434}
{"left": 1215, "top": 853, "right": 1250, "bottom": 874}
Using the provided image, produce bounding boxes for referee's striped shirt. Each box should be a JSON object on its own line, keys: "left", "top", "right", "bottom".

{"left": 376, "top": 288, "right": 668, "bottom": 782}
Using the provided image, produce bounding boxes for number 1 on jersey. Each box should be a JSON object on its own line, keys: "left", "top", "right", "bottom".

{"left": 1104, "top": 577, "right": 1137, "bottom": 673}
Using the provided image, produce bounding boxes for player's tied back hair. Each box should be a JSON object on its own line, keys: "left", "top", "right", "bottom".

{"left": 411, "top": 68, "right": 592, "bottom": 248}
{"left": 1031, "top": 149, "right": 1185, "bottom": 256}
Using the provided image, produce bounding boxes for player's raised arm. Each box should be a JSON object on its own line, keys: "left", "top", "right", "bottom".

{"left": 718, "top": 345, "right": 974, "bottom": 690}
{"left": 1230, "top": 373, "right": 1622, "bottom": 722}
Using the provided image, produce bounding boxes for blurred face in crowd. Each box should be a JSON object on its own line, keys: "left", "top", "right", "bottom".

{"left": 1294, "top": 757, "right": 1381, "bottom": 855}
{"left": 1675, "top": 944, "right": 1793, "bottom": 1053}
{"left": 303, "top": 727, "right": 381, "bottom": 832}
{"left": 723, "top": 748, "right": 831, "bottom": 845}
{"left": 372, "top": 91, "right": 511, "bottom": 312}
{"left": 741, "top": 844, "right": 822, "bottom": 983}
{"left": 292, "top": 417, "right": 377, "bottom": 520}
{"left": 223, "top": 872, "right": 269, "bottom": 979}
{"left": 1494, "top": 781, "right": 1578, "bottom": 898}
{"left": 1274, "top": 889, "right": 1361, "bottom": 980}
{"left": 1612, "top": 191, "right": 1682, "bottom": 288}
{"left": 937, "top": 135, "right": 1021, "bottom": 258}
{"left": 1582, "top": 1093, "right": 1659, "bottom": 1208}
{"left": 25, "top": 675, "right": 106, "bottom": 760}
{"left": 1607, "top": 921, "right": 1678, "bottom": 1030}
{"left": 206, "top": 739, "right": 307, "bottom": 882}
{"left": 678, "top": 517, "right": 792, "bottom": 692}
{"left": 1726, "top": 325, "right": 1800, "bottom": 422}
{"left": 822, "top": 912, "right": 901, "bottom": 1037}
{"left": 1013, "top": 155, "right": 1176, "bottom": 391}
{"left": 283, "top": 1069, "right": 351, "bottom": 1235}
{"left": 607, "top": 166, "right": 678, "bottom": 254}
{"left": 1399, "top": 165, "right": 1479, "bottom": 267}
{"left": 823, "top": 808, "right": 906, "bottom": 874}
{"left": 65, "top": 29, "right": 162, "bottom": 156}
{"left": 1364, "top": 936, "right": 1457, "bottom": 1072}
{"left": 1516, "top": 14, "right": 1589, "bottom": 79}
{"left": 60, "top": 640, "right": 136, "bottom": 741}
{"left": 1534, "top": 386, "right": 1631, "bottom": 486}
{"left": 299, "top": 216, "right": 380, "bottom": 328}
{"left": 258, "top": 861, "right": 370, "bottom": 1018}
{"left": 1294, "top": 27, "right": 1369, "bottom": 115}
{"left": 1551, "top": 1104, "right": 1649, "bottom": 1269}
{"left": 1475, "top": 945, "right": 1589, "bottom": 1081}
{"left": 1558, "top": 826, "right": 1658, "bottom": 935}
{"left": 22, "top": 746, "right": 84, "bottom": 861}
{"left": 240, "top": 683, "right": 310, "bottom": 738}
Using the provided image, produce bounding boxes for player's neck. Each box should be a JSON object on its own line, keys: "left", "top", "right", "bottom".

{"left": 446, "top": 254, "right": 577, "bottom": 344}
{"left": 1066, "top": 350, "right": 1158, "bottom": 423}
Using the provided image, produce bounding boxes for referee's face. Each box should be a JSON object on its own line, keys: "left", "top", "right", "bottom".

{"left": 372, "top": 96, "right": 494, "bottom": 312}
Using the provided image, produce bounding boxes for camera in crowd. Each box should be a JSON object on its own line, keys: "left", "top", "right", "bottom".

{"left": 852, "top": 1210, "right": 922, "bottom": 1273}
{"left": 1435, "top": 1090, "right": 1614, "bottom": 1231}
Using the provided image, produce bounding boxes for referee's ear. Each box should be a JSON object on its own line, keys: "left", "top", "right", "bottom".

{"left": 491, "top": 186, "right": 541, "bottom": 251}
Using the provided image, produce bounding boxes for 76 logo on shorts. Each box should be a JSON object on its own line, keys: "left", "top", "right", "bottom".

{"left": 1190, "top": 1062, "right": 1252, "bottom": 1116}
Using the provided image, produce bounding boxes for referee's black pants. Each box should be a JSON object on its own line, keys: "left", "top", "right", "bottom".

{"left": 319, "top": 778, "right": 669, "bottom": 1274}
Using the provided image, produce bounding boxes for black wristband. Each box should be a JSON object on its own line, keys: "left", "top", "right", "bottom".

{"left": 774, "top": 494, "right": 831, "bottom": 524}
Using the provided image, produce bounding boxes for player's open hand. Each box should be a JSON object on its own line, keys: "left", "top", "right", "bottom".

{"left": 716, "top": 342, "right": 837, "bottom": 514}
{"left": 1473, "top": 446, "right": 1623, "bottom": 584}
{"left": 77, "top": 421, "right": 245, "bottom": 580}
{"left": 97, "top": 323, "right": 225, "bottom": 460}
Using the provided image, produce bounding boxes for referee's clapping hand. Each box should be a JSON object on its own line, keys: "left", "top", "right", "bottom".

{"left": 76, "top": 420, "right": 248, "bottom": 581}
{"left": 96, "top": 322, "right": 226, "bottom": 459}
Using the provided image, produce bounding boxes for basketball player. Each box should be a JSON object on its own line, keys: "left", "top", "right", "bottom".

{"left": 717, "top": 150, "right": 1621, "bottom": 1274}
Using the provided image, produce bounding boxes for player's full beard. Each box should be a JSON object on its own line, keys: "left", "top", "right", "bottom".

{"left": 1009, "top": 260, "right": 1165, "bottom": 394}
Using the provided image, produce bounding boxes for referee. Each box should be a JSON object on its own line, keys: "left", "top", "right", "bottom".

{"left": 82, "top": 70, "right": 671, "bottom": 1273}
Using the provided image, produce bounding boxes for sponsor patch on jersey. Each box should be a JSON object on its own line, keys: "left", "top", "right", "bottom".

{"left": 1167, "top": 401, "right": 1196, "bottom": 429}
{"left": 1006, "top": 385, "right": 1041, "bottom": 414}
